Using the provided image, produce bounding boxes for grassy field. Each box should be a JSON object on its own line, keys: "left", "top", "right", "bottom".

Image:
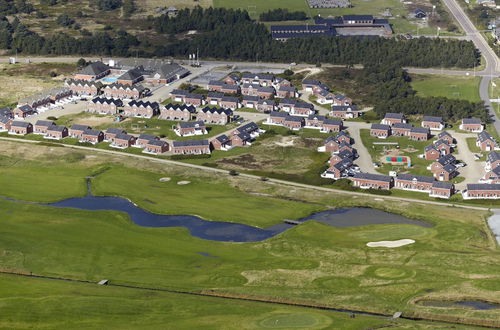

{"left": 55, "top": 111, "right": 238, "bottom": 141}
{"left": 360, "top": 128, "right": 434, "bottom": 176}
{"left": 411, "top": 74, "right": 482, "bottom": 102}
{"left": 0, "top": 62, "right": 76, "bottom": 109}
{"left": 0, "top": 274, "right": 475, "bottom": 329}
{"left": 0, "top": 141, "right": 500, "bottom": 327}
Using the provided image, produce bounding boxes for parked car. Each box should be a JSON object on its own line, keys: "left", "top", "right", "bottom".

{"left": 474, "top": 154, "right": 481, "bottom": 160}
{"left": 456, "top": 162, "right": 466, "bottom": 167}
{"left": 373, "top": 162, "right": 380, "bottom": 168}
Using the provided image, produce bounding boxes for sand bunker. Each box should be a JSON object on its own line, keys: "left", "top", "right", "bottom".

{"left": 367, "top": 239, "right": 415, "bottom": 248}
{"left": 177, "top": 181, "right": 191, "bottom": 185}
{"left": 159, "top": 177, "right": 171, "bottom": 182}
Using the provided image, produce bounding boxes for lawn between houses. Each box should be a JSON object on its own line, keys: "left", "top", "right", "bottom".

{"left": 0, "top": 142, "right": 499, "bottom": 327}
{"left": 410, "top": 74, "right": 482, "bottom": 102}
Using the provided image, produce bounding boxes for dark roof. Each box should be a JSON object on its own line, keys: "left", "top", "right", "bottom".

{"left": 17, "top": 105, "right": 33, "bottom": 113}
{"left": 353, "top": 172, "right": 393, "bottom": 182}
{"left": 163, "top": 104, "right": 196, "bottom": 113}
{"left": 105, "top": 83, "right": 145, "bottom": 92}
{"left": 432, "top": 181, "right": 454, "bottom": 189}
{"left": 215, "top": 134, "right": 230, "bottom": 144}
{"left": 487, "top": 151, "right": 500, "bottom": 163}
{"left": 393, "top": 123, "right": 413, "bottom": 129}
{"left": 0, "top": 116, "right": 11, "bottom": 124}
{"left": 337, "top": 149, "right": 354, "bottom": 159}
{"left": 270, "top": 111, "right": 288, "bottom": 118}
{"left": 154, "top": 63, "right": 189, "bottom": 80}
{"left": 333, "top": 158, "right": 353, "bottom": 171}
{"left": 342, "top": 14, "right": 374, "bottom": 21}
{"left": 422, "top": 116, "right": 443, "bottom": 123}
{"left": 106, "top": 127, "right": 126, "bottom": 135}
{"left": 147, "top": 139, "right": 168, "bottom": 147}
{"left": 118, "top": 68, "right": 144, "bottom": 81}
{"left": 307, "top": 114, "right": 327, "bottom": 121}
{"left": 207, "top": 92, "right": 224, "bottom": 98}
{"left": 172, "top": 139, "right": 209, "bottom": 147}
{"left": 285, "top": 115, "right": 305, "bottom": 123}
{"left": 302, "top": 79, "right": 322, "bottom": 86}
{"left": 324, "top": 136, "right": 339, "bottom": 144}
{"left": 371, "top": 124, "right": 390, "bottom": 130}
{"left": 331, "top": 105, "right": 359, "bottom": 111}
{"left": 257, "top": 86, "right": 275, "bottom": 93}
{"left": 208, "top": 80, "right": 225, "bottom": 87}
{"left": 467, "top": 183, "right": 500, "bottom": 191}
{"left": 295, "top": 102, "right": 314, "bottom": 109}
{"left": 127, "top": 100, "right": 159, "bottom": 109}
{"left": 324, "top": 119, "right": 343, "bottom": 126}
{"left": 397, "top": 174, "right": 434, "bottom": 183}
{"left": 47, "top": 125, "right": 66, "bottom": 132}
{"left": 221, "top": 84, "right": 240, "bottom": 91}
{"left": 437, "top": 154, "right": 456, "bottom": 165}
{"left": 79, "top": 61, "right": 109, "bottom": 76}
{"left": 442, "top": 164, "right": 457, "bottom": 173}
{"left": 92, "top": 97, "right": 123, "bottom": 106}
{"left": 35, "top": 120, "right": 55, "bottom": 127}
{"left": 221, "top": 96, "right": 239, "bottom": 103}
{"left": 236, "top": 132, "right": 252, "bottom": 141}
{"left": 226, "top": 74, "right": 240, "bottom": 81}
{"left": 258, "top": 99, "right": 276, "bottom": 106}
{"left": 279, "top": 98, "right": 297, "bottom": 105}
{"left": 138, "top": 134, "right": 158, "bottom": 141}
{"left": 462, "top": 117, "right": 482, "bottom": 125}
{"left": 411, "top": 127, "right": 429, "bottom": 134}
{"left": 425, "top": 144, "right": 437, "bottom": 152}
{"left": 82, "top": 129, "right": 102, "bottom": 136}
{"left": 66, "top": 79, "right": 103, "bottom": 88}
{"left": 171, "top": 89, "right": 190, "bottom": 96}
{"left": 115, "top": 133, "right": 135, "bottom": 140}
{"left": 279, "top": 86, "right": 296, "bottom": 92}
{"left": 200, "top": 106, "right": 233, "bottom": 116}
{"left": 11, "top": 121, "right": 31, "bottom": 128}
{"left": 70, "top": 124, "right": 91, "bottom": 131}
{"left": 0, "top": 108, "right": 11, "bottom": 117}
{"left": 178, "top": 121, "right": 205, "bottom": 129}
{"left": 243, "top": 95, "right": 260, "bottom": 102}
{"left": 237, "top": 122, "right": 259, "bottom": 134}
{"left": 434, "top": 139, "right": 449, "bottom": 147}
{"left": 438, "top": 131, "right": 453, "bottom": 138}
{"left": 384, "top": 112, "right": 404, "bottom": 119}
{"left": 478, "top": 131, "right": 495, "bottom": 143}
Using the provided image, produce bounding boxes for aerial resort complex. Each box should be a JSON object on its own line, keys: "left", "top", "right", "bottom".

{"left": 0, "top": 0, "right": 500, "bottom": 328}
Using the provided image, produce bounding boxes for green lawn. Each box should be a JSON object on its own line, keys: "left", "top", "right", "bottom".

{"left": 0, "top": 274, "right": 474, "bottom": 330}
{"left": 360, "top": 128, "right": 434, "bottom": 176}
{"left": 0, "top": 144, "right": 500, "bottom": 327}
{"left": 411, "top": 74, "right": 481, "bottom": 102}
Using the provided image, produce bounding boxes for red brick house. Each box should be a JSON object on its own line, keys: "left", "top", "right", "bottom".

{"left": 65, "top": 79, "right": 103, "bottom": 96}
{"left": 184, "top": 94, "right": 204, "bottom": 107}
{"left": 170, "top": 89, "right": 190, "bottom": 103}
{"left": 391, "top": 123, "right": 412, "bottom": 137}
{"left": 172, "top": 139, "right": 211, "bottom": 155}
{"left": 233, "top": 122, "right": 262, "bottom": 139}
{"left": 432, "top": 163, "right": 457, "bottom": 181}
{"left": 290, "top": 102, "right": 314, "bottom": 117}
{"left": 277, "top": 86, "right": 297, "bottom": 98}
{"left": 103, "top": 83, "right": 145, "bottom": 100}
{"left": 74, "top": 61, "right": 110, "bottom": 81}
{"left": 429, "top": 182, "right": 455, "bottom": 199}
{"left": 256, "top": 100, "right": 276, "bottom": 112}
{"left": 321, "top": 119, "right": 343, "bottom": 133}
{"left": 256, "top": 87, "right": 275, "bottom": 99}
{"left": 34, "top": 120, "right": 55, "bottom": 135}
{"left": 45, "top": 125, "right": 68, "bottom": 140}
{"left": 80, "top": 129, "right": 104, "bottom": 144}
{"left": 482, "top": 167, "right": 500, "bottom": 183}
{"left": 197, "top": 107, "right": 233, "bottom": 125}
{"left": 231, "top": 132, "right": 252, "bottom": 147}
{"left": 135, "top": 134, "right": 159, "bottom": 148}
{"left": 9, "top": 121, "right": 33, "bottom": 135}
{"left": 424, "top": 145, "right": 441, "bottom": 160}
{"left": 88, "top": 97, "right": 123, "bottom": 115}
{"left": 242, "top": 95, "right": 259, "bottom": 109}
{"left": 266, "top": 111, "right": 288, "bottom": 126}
{"left": 437, "top": 131, "right": 454, "bottom": 145}
{"left": 330, "top": 105, "right": 361, "bottom": 119}
{"left": 241, "top": 83, "right": 258, "bottom": 96}
{"left": 223, "top": 74, "right": 240, "bottom": 85}
{"left": 278, "top": 99, "right": 297, "bottom": 112}
{"left": 12, "top": 105, "right": 35, "bottom": 119}
{"left": 117, "top": 68, "right": 144, "bottom": 85}
{"left": 477, "top": 131, "right": 499, "bottom": 152}
{"left": 409, "top": 127, "right": 430, "bottom": 141}
{"left": 110, "top": 133, "right": 136, "bottom": 149}
{"left": 381, "top": 113, "right": 405, "bottom": 126}
{"left": 321, "top": 158, "right": 353, "bottom": 180}
{"left": 486, "top": 151, "right": 500, "bottom": 171}
{"left": 241, "top": 73, "right": 274, "bottom": 86}
{"left": 332, "top": 95, "right": 352, "bottom": 106}
{"left": 143, "top": 139, "right": 170, "bottom": 155}
{"left": 104, "top": 128, "right": 127, "bottom": 142}
{"left": 329, "top": 149, "right": 354, "bottom": 166}
{"left": 318, "top": 136, "right": 340, "bottom": 153}
{"left": 284, "top": 115, "right": 305, "bottom": 130}
{"left": 206, "top": 92, "right": 224, "bottom": 106}
{"left": 159, "top": 104, "right": 196, "bottom": 121}
{"left": 395, "top": 174, "right": 434, "bottom": 192}
{"left": 174, "top": 121, "right": 207, "bottom": 137}
{"left": 463, "top": 184, "right": 500, "bottom": 199}
{"left": 0, "top": 116, "right": 12, "bottom": 132}
{"left": 370, "top": 124, "right": 391, "bottom": 138}
{"left": 211, "top": 134, "right": 232, "bottom": 151}
{"left": 123, "top": 100, "right": 159, "bottom": 118}
{"left": 69, "top": 125, "right": 91, "bottom": 139}
{"left": 421, "top": 116, "right": 444, "bottom": 131}
{"left": 220, "top": 96, "right": 239, "bottom": 110}
{"left": 352, "top": 173, "right": 394, "bottom": 190}
{"left": 434, "top": 139, "right": 452, "bottom": 155}
{"left": 305, "top": 115, "right": 327, "bottom": 129}
{"left": 336, "top": 131, "right": 352, "bottom": 145}
{"left": 459, "top": 118, "right": 483, "bottom": 133}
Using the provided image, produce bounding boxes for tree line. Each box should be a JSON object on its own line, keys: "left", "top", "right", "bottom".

{"left": 259, "top": 9, "right": 308, "bottom": 21}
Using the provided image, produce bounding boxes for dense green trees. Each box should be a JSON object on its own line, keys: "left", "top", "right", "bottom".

{"left": 0, "top": 0, "right": 33, "bottom": 15}
{"left": 259, "top": 9, "right": 307, "bottom": 21}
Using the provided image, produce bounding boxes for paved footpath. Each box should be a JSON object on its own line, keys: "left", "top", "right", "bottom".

{"left": 0, "top": 136, "right": 490, "bottom": 211}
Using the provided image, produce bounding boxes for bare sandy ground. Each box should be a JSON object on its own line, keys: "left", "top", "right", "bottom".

{"left": 366, "top": 239, "right": 415, "bottom": 248}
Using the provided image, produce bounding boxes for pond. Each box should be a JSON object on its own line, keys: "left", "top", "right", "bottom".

{"left": 45, "top": 194, "right": 430, "bottom": 242}
{"left": 418, "top": 300, "right": 500, "bottom": 310}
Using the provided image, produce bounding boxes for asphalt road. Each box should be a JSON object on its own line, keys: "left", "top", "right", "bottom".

{"left": 453, "top": 131, "right": 484, "bottom": 189}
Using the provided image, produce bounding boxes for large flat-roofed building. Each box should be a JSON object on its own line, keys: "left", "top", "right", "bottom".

{"left": 272, "top": 15, "right": 392, "bottom": 40}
